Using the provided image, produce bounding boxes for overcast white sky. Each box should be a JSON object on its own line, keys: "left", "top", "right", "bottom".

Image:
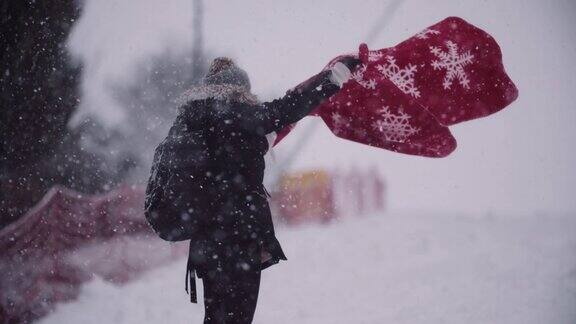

{"left": 69, "top": 0, "right": 576, "bottom": 216}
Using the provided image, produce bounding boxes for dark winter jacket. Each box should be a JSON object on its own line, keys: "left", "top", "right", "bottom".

{"left": 174, "top": 70, "right": 339, "bottom": 302}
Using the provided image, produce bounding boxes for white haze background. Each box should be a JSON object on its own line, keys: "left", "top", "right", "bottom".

{"left": 68, "top": 0, "right": 576, "bottom": 216}
{"left": 38, "top": 1, "right": 576, "bottom": 323}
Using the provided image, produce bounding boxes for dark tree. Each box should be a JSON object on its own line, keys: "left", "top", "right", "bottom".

{"left": 0, "top": 0, "right": 85, "bottom": 228}
{"left": 0, "top": 0, "right": 207, "bottom": 229}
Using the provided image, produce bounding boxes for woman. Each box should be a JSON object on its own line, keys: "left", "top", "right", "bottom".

{"left": 175, "top": 56, "right": 359, "bottom": 323}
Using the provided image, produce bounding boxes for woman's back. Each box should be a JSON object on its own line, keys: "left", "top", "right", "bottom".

{"left": 146, "top": 56, "right": 357, "bottom": 323}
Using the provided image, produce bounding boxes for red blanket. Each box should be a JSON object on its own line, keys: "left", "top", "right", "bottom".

{"left": 275, "top": 17, "right": 518, "bottom": 157}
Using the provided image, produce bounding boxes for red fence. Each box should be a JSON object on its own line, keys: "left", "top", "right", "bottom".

{"left": 0, "top": 186, "right": 187, "bottom": 323}
{"left": 0, "top": 168, "right": 385, "bottom": 322}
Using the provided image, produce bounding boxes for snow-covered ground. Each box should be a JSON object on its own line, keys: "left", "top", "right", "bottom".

{"left": 40, "top": 213, "right": 576, "bottom": 324}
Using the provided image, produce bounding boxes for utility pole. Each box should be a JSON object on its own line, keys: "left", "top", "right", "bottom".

{"left": 191, "top": 0, "right": 204, "bottom": 81}
{"left": 364, "top": 0, "right": 404, "bottom": 44}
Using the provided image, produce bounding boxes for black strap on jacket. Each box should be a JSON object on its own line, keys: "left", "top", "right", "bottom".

{"left": 185, "top": 241, "right": 197, "bottom": 303}
{"left": 181, "top": 105, "right": 207, "bottom": 304}
{"left": 262, "top": 184, "right": 272, "bottom": 198}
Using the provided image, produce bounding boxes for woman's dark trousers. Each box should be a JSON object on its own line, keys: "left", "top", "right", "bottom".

{"left": 202, "top": 267, "right": 261, "bottom": 324}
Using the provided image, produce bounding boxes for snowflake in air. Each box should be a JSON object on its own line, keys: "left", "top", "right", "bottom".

{"left": 351, "top": 64, "right": 377, "bottom": 90}
{"left": 376, "top": 56, "right": 421, "bottom": 98}
{"left": 371, "top": 106, "right": 419, "bottom": 142}
{"left": 416, "top": 28, "right": 440, "bottom": 39}
{"left": 430, "top": 40, "right": 475, "bottom": 89}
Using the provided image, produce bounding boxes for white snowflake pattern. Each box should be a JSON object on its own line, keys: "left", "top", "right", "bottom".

{"left": 368, "top": 51, "right": 384, "bottom": 62}
{"left": 415, "top": 28, "right": 440, "bottom": 40}
{"left": 376, "top": 56, "right": 421, "bottom": 98}
{"left": 351, "top": 64, "right": 377, "bottom": 90}
{"left": 331, "top": 112, "right": 349, "bottom": 135}
{"left": 371, "top": 106, "right": 419, "bottom": 142}
{"left": 430, "top": 40, "right": 474, "bottom": 89}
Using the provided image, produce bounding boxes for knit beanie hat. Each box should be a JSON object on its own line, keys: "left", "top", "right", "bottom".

{"left": 203, "top": 57, "right": 251, "bottom": 90}
{"left": 177, "top": 57, "right": 259, "bottom": 105}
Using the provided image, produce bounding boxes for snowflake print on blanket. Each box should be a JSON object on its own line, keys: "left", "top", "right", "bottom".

{"left": 416, "top": 28, "right": 440, "bottom": 39}
{"left": 430, "top": 40, "right": 475, "bottom": 89}
{"left": 368, "top": 51, "right": 384, "bottom": 62}
{"left": 376, "top": 56, "right": 421, "bottom": 98}
{"left": 351, "top": 64, "right": 377, "bottom": 90}
{"left": 331, "top": 112, "right": 349, "bottom": 135}
{"left": 371, "top": 106, "right": 419, "bottom": 142}
{"left": 275, "top": 17, "right": 518, "bottom": 157}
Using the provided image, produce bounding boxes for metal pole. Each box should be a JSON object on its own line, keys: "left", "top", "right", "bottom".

{"left": 191, "top": 0, "right": 204, "bottom": 80}
{"left": 364, "top": 0, "right": 404, "bottom": 44}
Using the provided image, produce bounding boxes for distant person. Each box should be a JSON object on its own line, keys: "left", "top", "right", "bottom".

{"left": 150, "top": 56, "right": 359, "bottom": 323}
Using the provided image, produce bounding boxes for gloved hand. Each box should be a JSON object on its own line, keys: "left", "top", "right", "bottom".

{"left": 329, "top": 56, "right": 362, "bottom": 88}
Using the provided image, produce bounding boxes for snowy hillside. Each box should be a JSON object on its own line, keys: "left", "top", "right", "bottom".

{"left": 40, "top": 214, "right": 576, "bottom": 324}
